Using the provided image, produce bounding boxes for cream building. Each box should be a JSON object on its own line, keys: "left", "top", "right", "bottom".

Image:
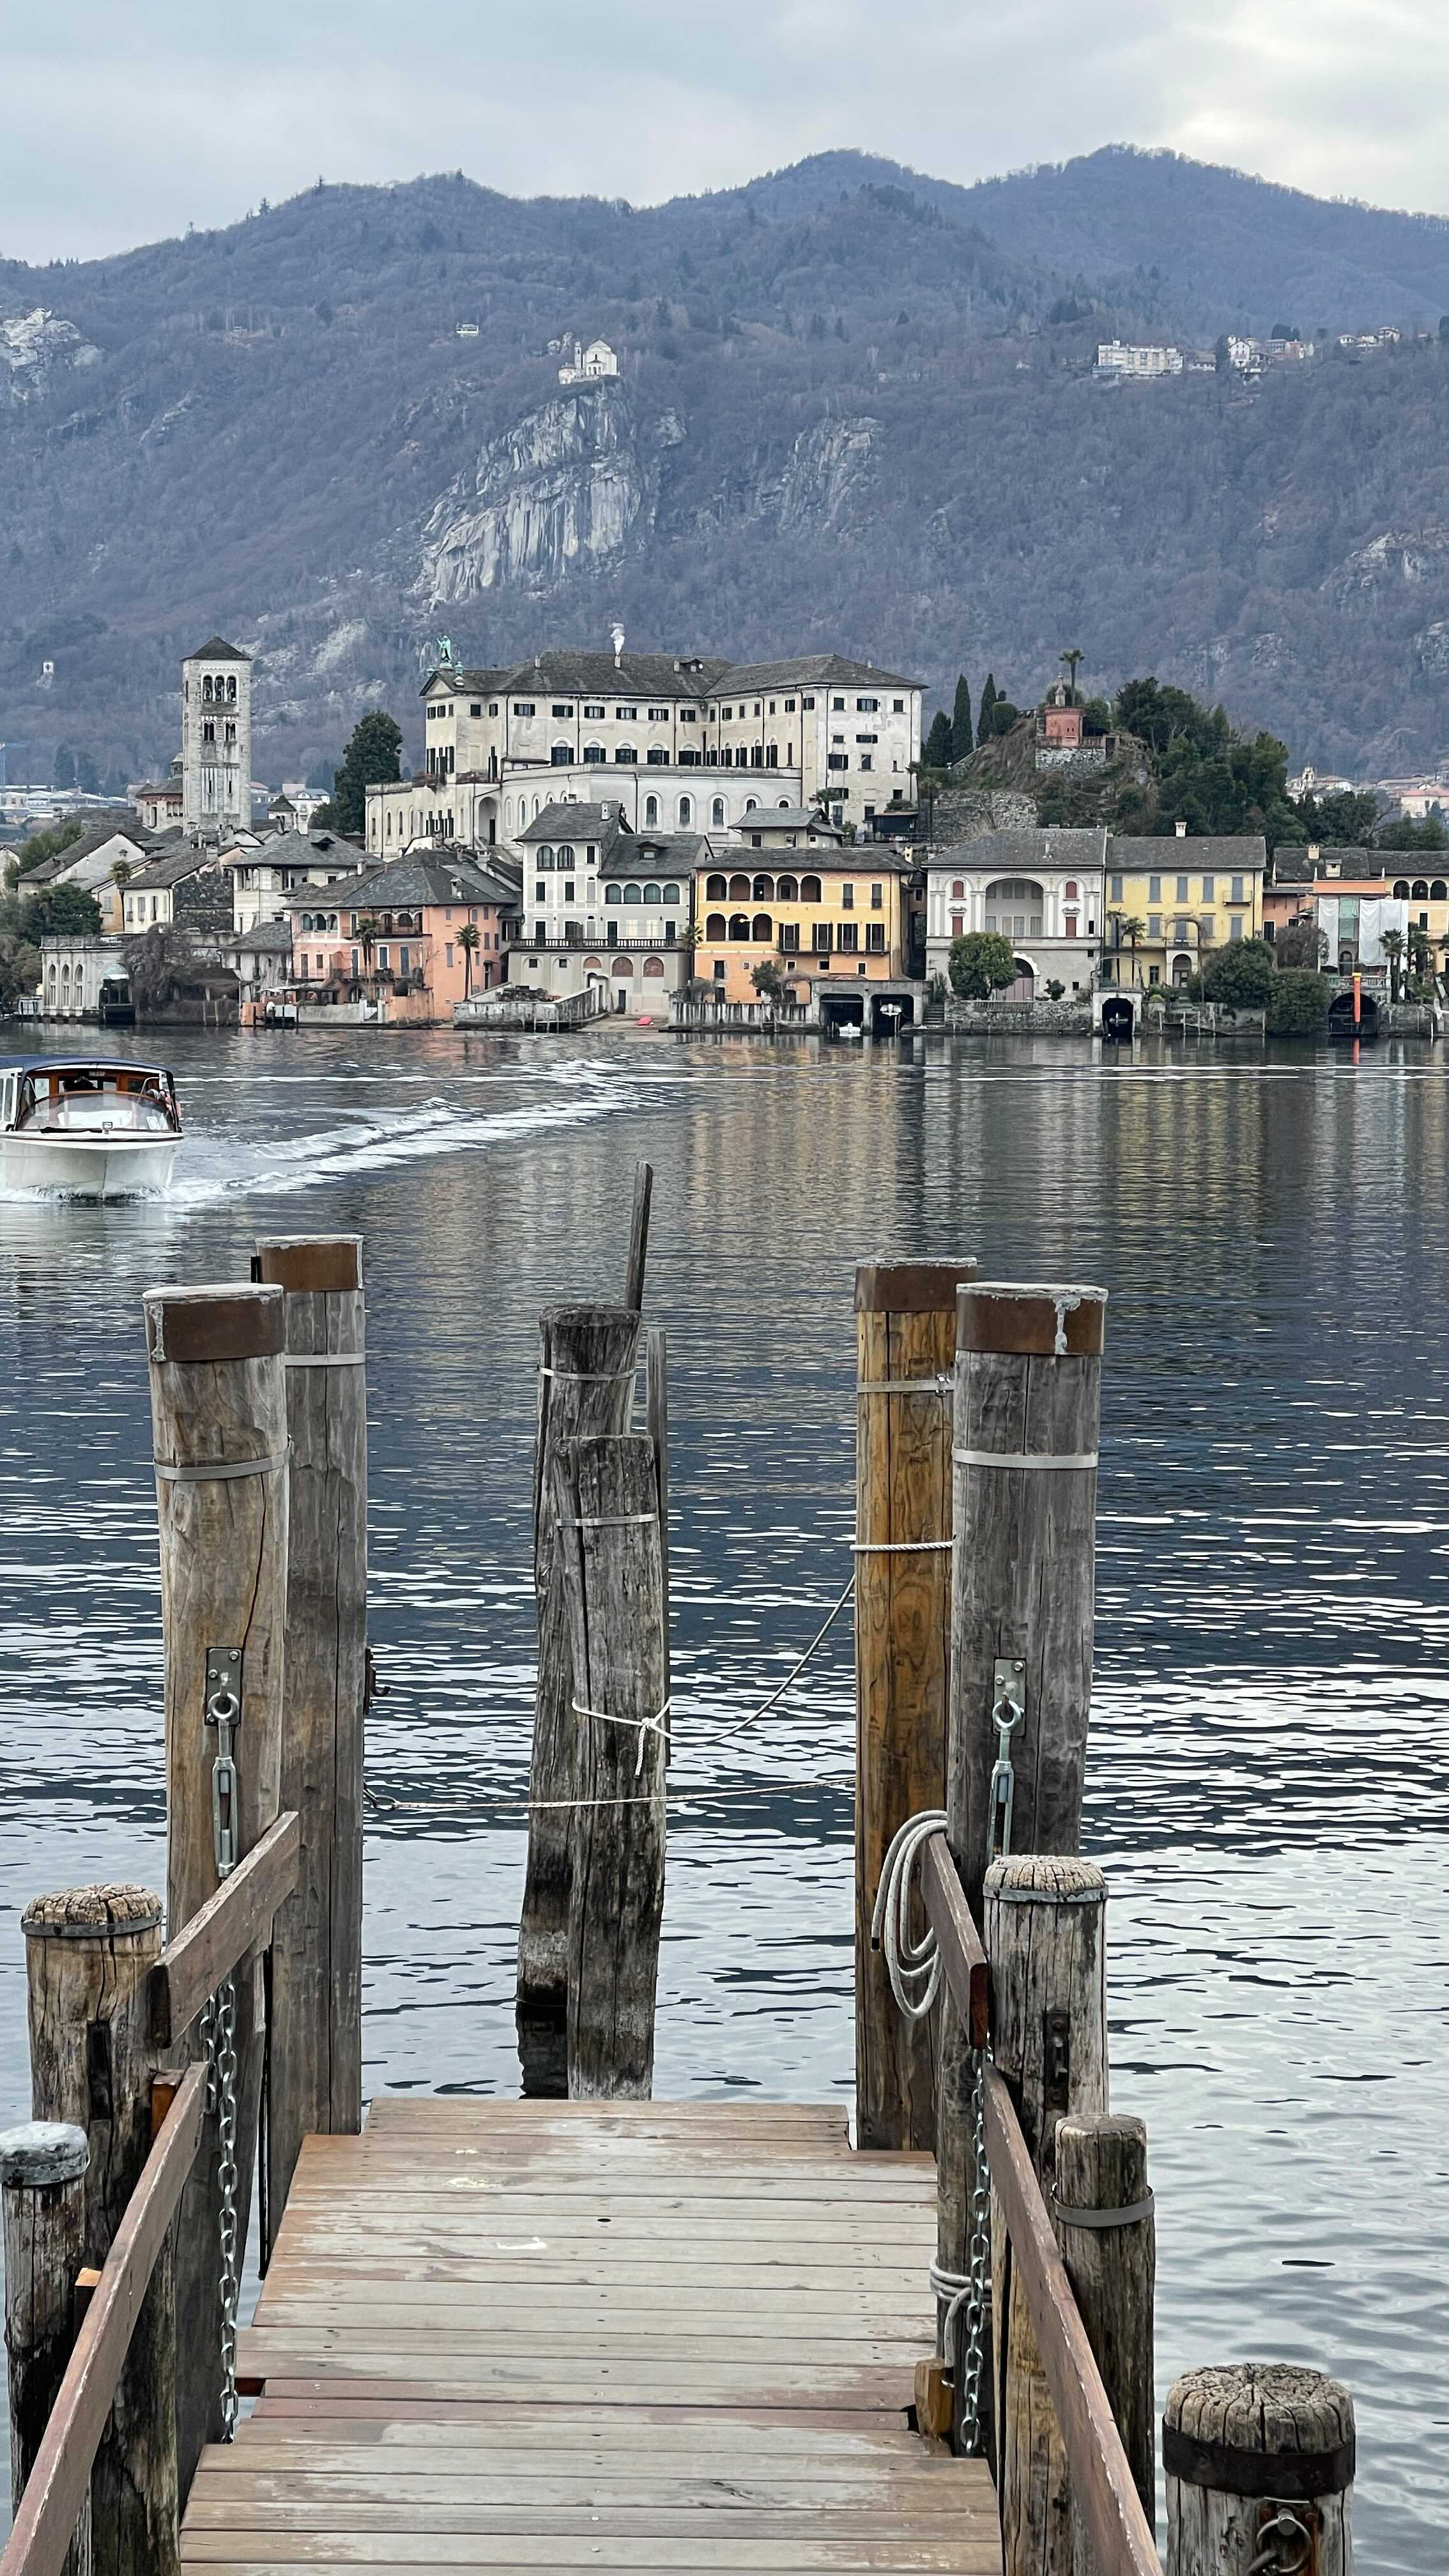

{"left": 926, "top": 829, "right": 1107, "bottom": 1000}
{"left": 181, "top": 638, "right": 252, "bottom": 838}
{"left": 224, "top": 827, "right": 369, "bottom": 933}
{"left": 364, "top": 641, "right": 923, "bottom": 859}
{"left": 507, "top": 800, "right": 698, "bottom": 1022}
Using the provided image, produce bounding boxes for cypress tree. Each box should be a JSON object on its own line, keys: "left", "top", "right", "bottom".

{"left": 977, "top": 675, "right": 997, "bottom": 746}
{"left": 924, "top": 709, "right": 953, "bottom": 769}
{"left": 951, "top": 674, "right": 973, "bottom": 763}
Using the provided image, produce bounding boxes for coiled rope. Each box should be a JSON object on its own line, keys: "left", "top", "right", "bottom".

{"left": 869, "top": 1808, "right": 948, "bottom": 2020}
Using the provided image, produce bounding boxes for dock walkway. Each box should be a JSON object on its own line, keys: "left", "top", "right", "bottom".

{"left": 185, "top": 2099, "right": 997, "bottom": 2573}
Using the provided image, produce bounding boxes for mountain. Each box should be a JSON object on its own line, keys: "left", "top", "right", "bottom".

{"left": 3, "top": 147, "right": 1449, "bottom": 790}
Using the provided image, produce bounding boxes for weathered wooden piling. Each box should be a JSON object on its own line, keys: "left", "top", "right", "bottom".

{"left": 937, "top": 1280, "right": 1107, "bottom": 2456}
{"left": 252, "top": 1234, "right": 367, "bottom": 2248}
{"left": 550, "top": 1429, "right": 669, "bottom": 2096}
{"left": 143, "top": 1281, "right": 288, "bottom": 2488}
{"left": 1055, "top": 2115, "right": 1155, "bottom": 2573}
{"left": 1, "top": 2122, "right": 93, "bottom": 2576}
{"left": 21, "top": 1885, "right": 178, "bottom": 2576}
{"left": 986, "top": 1855, "right": 1108, "bottom": 2576}
{"left": 517, "top": 1303, "right": 643, "bottom": 2095}
{"left": 854, "top": 1259, "right": 976, "bottom": 2154}
{"left": 625, "top": 1160, "right": 654, "bottom": 1312}
{"left": 1165, "top": 2364, "right": 1354, "bottom": 2576}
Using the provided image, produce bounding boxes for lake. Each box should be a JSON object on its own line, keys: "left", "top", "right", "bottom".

{"left": 1, "top": 1025, "right": 1446, "bottom": 2570}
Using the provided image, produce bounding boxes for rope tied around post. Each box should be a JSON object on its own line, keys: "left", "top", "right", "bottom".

{"left": 572, "top": 1696, "right": 672, "bottom": 1777}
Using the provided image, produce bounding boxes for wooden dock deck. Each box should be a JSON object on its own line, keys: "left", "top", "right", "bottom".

{"left": 185, "top": 2099, "right": 997, "bottom": 2573}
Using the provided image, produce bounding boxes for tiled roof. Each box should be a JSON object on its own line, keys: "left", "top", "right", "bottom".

{"left": 516, "top": 801, "right": 628, "bottom": 846}
{"left": 709, "top": 654, "right": 921, "bottom": 695}
{"left": 933, "top": 827, "right": 1108, "bottom": 871}
{"left": 186, "top": 635, "right": 250, "bottom": 663}
{"left": 419, "top": 666, "right": 514, "bottom": 697}
{"left": 303, "top": 853, "right": 516, "bottom": 912}
{"left": 498, "top": 652, "right": 732, "bottom": 700}
{"left": 1109, "top": 834, "right": 1267, "bottom": 871}
{"left": 124, "top": 848, "right": 229, "bottom": 892}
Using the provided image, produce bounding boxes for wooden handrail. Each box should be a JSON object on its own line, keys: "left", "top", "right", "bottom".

{"left": 983, "top": 2067, "right": 1160, "bottom": 2576}
{"left": 924, "top": 1834, "right": 1158, "bottom": 2576}
{"left": 919, "top": 1830, "right": 988, "bottom": 2048}
{"left": 148, "top": 1810, "right": 301, "bottom": 2046}
{"left": 0, "top": 2060, "right": 206, "bottom": 2576}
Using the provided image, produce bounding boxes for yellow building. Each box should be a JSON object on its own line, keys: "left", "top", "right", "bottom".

{"left": 1100, "top": 834, "right": 1266, "bottom": 988}
{"left": 694, "top": 843, "right": 912, "bottom": 1008}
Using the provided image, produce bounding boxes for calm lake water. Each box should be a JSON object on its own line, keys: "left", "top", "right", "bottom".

{"left": 1, "top": 1025, "right": 1446, "bottom": 2568}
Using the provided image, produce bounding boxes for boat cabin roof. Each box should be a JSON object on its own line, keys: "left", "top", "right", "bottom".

{"left": 0, "top": 1059, "right": 175, "bottom": 1080}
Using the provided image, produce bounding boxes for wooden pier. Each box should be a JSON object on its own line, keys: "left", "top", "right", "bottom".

{"left": 2, "top": 1220, "right": 1360, "bottom": 2576}
{"left": 194, "top": 2099, "right": 997, "bottom": 2574}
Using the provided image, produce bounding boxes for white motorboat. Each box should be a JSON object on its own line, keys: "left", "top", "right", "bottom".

{"left": 0, "top": 1058, "right": 181, "bottom": 1197}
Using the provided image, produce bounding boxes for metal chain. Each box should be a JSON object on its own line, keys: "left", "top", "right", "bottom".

{"left": 956, "top": 2044, "right": 993, "bottom": 2455}
{"left": 202, "top": 1975, "right": 242, "bottom": 2439}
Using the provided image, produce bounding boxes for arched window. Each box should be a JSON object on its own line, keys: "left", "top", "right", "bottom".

{"left": 728, "top": 913, "right": 751, "bottom": 941}
{"left": 776, "top": 874, "right": 798, "bottom": 902}
{"left": 644, "top": 795, "right": 659, "bottom": 825}
{"left": 751, "top": 913, "right": 773, "bottom": 942}
{"left": 677, "top": 795, "right": 693, "bottom": 825}
{"left": 1394, "top": 880, "right": 1411, "bottom": 899}
{"left": 951, "top": 879, "right": 965, "bottom": 898}
{"left": 551, "top": 741, "right": 572, "bottom": 766}
{"left": 728, "top": 873, "right": 751, "bottom": 901}
{"left": 778, "top": 797, "right": 790, "bottom": 808}
{"left": 744, "top": 797, "right": 758, "bottom": 813}
{"left": 1064, "top": 879, "right": 1078, "bottom": 900}
{"left": 711, "top": 797, "right": 725, "bottom": 827}
{"left": 612, "top": 957, "right": 634, "bottom": 977}
{"left": 505, "top": 797, "right": 515, "bottom": 829}
{"left": 558, "top": 844, "right": 574, "bottom": 864}
{"left": 752, "top": 874, "right": 774, "bottom": 901}
{"left": 643, "top": 882, "right": 662, "bottom": 904}
{"left": 203, "top": 676, "right": 213, "bottom": 702}
{"left": 643, "top": 956, "right": 666, "bottom": 977}
{"left": 1413, "top": 879, "right": 1430, "bottom": 900}
{"left": 624, "top": 882, "right": 642, "bottom": 905}
{"left": 663, "top": 882, "right": 680, "bottom": 904}
{"left": 583, "top": 742, "right": 605, "bottom": 765}
{"left": 227, "top": 676, "right": 237, "bottom": 702}
{"left": 706, "top": 874, "right": 728, "bottom": 901}
{"left": 532, "top": 795, "right": 542, "bottom": 818}
{"left": 1172, "top": 954, "right": 1192, "bottom": 986}
{"left": 538, "top": 845, "right": 554, "bottom": 866}
{"left": 1434, "top": 880, "right": 1448, "bottom": 901}
{"left": 801, "top": 875, "right": 822, "bottom": 903}
{"left": 705, "top": 912, "right": 727, "bottom": 940}
{"left": 615, "top": 745, "right": 637, "bottom": 764}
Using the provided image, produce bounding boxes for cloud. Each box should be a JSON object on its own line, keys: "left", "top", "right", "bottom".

{"left": 3, "top": 0, "right": 1448, "bottom": 264}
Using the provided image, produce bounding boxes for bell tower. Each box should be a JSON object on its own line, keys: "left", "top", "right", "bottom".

{"left": 181, "top": 636, "right": 252, "bottom": 838}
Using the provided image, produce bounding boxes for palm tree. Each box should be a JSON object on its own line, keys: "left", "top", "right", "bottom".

{"left": 356, "top": 916, "right": 379, "bottom": 988}
{"left": 111, "top": 857, "right": 132, "bottom": 886}
{"left": 457, "top": 920, "right": 480, "bottom": 998}
{"left": 1382, "top": 926, "right": 1404, "bottom": 1004}
{"left": 1060, "top": 647, "right": 1085, "bottom": 703}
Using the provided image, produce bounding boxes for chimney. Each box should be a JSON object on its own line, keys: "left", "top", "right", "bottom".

{"left": 610, "top": 622, "right": 625, "bottom": 668}
{"left": 1174, "top": 818, "right": 1188, "bottom": 838}
{"left": 1307, "top": 842, "right": 1321, "bottom": 864}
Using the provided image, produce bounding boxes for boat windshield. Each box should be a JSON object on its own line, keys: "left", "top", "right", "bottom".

{"left": 14, "top": 1070, "right": 179, "bottom": 1136}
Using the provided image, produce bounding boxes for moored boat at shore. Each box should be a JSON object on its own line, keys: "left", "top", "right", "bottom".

{"left": 0, "top": 1058, "right": 181, "bottom": 1197}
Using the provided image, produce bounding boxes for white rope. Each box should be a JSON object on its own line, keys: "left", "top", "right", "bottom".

{"left": 572, "top": 1696, "right": 671, "bottom": 1775}
{"left": 850, "top": 1538, "right": 951, "bottom": 1554}
{"left": 928, "top": 2257, "right": 971, "bottom": 2338}
{"left": 870, "top": 1809, "right": 949, "bottom": 2020}
{"left": 538, "top": 1365, "right": 638, "bottom": 1384}
{"left": 953, "top": 1448, "right": 1098, "bottom": 1470}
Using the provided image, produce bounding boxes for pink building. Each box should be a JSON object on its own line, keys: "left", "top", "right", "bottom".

{"left": 282, "top": 852, "right": 519, "bottom": 1021}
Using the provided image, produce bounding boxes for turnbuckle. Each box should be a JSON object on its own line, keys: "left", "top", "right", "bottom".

{"left": 206, "top": 1647, "right": 242, "bottom": 1880}
{"left": 988, "top": 1657, "right": 1025, "bottom": 1860}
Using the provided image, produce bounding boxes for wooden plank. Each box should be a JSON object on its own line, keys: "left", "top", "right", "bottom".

{"left": 150, "top": 1815, "right": 301, "bottom": 2048}
{"left": 1, "top": 2065, "right": 206, "bottom": 2576}
{"left": 917, "top": 1838, "right": 987, "bottom": 2051}
{"left": 178, "top": 2535, "right": 1002, "bottom": 2568}
{"left": 983, "top": 2066, "right": 1159, "bottom": 2576}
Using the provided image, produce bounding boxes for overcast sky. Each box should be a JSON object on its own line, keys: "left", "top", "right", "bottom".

{"left": 5, "top": 0, "right": 1449, "bottom": 264}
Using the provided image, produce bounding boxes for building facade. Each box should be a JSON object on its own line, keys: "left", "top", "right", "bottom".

{"left": 508, "top": 802, "right": 696, "bottom": 1022}
{"left": 284, "top": 852, "right": 516, "bottom": 1020}
{"left": 1100, "top": 834, "right": 1266, "bottom": 986}
{"left": 181, "top": 637, "right": 252, "bottom": 839}
{"left": 364, "top": 642, "right": 923, "bottom": 856}
{"left": 36, "top": 936, "right": 132, "bottom": 1022}
{"left": 120, "top": 848, "right": 234, "bottom": 942}
{"left": 225, "top": 827, "right": 369, "bottom": 932}
{"left": 926, "top": 829, "right": 1107, "bottom": 999}
{"left": 694, "top": 848, "right": 911, "bottom": 1007}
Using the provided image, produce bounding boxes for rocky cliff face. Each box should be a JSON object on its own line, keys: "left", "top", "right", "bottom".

{"left": 0, "top": 307, "right": 100, "bottom": 404}
{"left": 420, "top": 383, "right": 666, "bottom": 604}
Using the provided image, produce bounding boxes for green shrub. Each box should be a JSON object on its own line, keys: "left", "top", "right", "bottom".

{"left": 1266, "top": 969, "right": 1331, "bottom": 1036}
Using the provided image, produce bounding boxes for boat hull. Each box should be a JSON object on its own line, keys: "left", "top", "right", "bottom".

{"left": 1, "top": 1134, "right": 176, "bottom": 1197}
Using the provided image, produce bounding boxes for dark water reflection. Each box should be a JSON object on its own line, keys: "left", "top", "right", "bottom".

{"left": 1, "top": 1027, "right": 1446, "bottom": 2568}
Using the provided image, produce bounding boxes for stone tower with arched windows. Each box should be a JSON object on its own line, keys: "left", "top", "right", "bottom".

{"left": 181, "top": 636, "right": 252, "bottom": 838}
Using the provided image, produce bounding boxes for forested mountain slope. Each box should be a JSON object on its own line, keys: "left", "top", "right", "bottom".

{"left": 2, "top": 148, "right": 1448, "bottom": 788}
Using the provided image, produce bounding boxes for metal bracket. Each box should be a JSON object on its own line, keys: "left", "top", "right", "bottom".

{"left": 205, "top": 1647, "right": 241, "bottom": 1721}
{"left": 1043, "top": 2006, "right": 1071, "bottom": 2118}
{"left": 988, "top": 1658, "right": 1026, "bottom": 1860}
{"left": 1250, "top": 2503, "right": 1317, "bottom": 2576}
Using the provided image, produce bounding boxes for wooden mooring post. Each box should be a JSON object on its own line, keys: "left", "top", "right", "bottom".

{"left": 1, "top": 2122, "right": 92, "bottom": 2576}
{"left": 517, "top": 1303, "right": 643, "bottom": 2092}
{"left": 143, "top": 1281, "right": 288, "bottom": 2490}
{"left": 20, "top": 1884, "right": 178, "bottom": 2576}
{"left": 251, "top": 1233, "right": 367, "bottom": 2250}
{"left": 1055, "top": 2113, "right": 1156, "bottom": 2573}
{"left": 550, "top": 1429, "right": 669, "bottom": 2095}
{"left": 1165, "top": 2365, "right": 1354, "bottom": 2575}
{"left": 937, "top": 1279, "right": 1107, "bottom": 2456}
{"left": 854, "top": 1259, "right": 975, "bottom": 2154}
{"left": 985, "top": 1855, "right": 1108, "bottom": 2576}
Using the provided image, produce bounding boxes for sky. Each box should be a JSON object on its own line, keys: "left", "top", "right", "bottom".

{"left": 4, "top": 0, "right": 1449, "bottom": 264}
